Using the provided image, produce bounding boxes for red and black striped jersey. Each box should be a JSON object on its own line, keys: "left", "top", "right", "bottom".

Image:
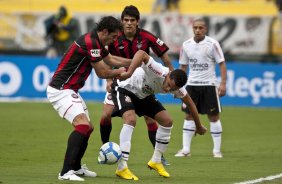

{"left": 108, "top": 28, "right": 169, "bottom": 59}
{"left": 49, "top": 31, "right": 109, "bottom": 92}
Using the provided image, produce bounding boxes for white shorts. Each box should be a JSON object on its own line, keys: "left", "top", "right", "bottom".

{"left": 46, "top": 86, "right": 90, "bottom": 124}
{"left": 103, "top": 92, "right": 114, "bottom": 106}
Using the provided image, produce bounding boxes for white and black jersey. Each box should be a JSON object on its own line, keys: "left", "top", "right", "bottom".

{"left": 179, "top": 36, "right": 225, "bottom": 86}
{"left": 116, "top": 57, "right": 187, "bottom": 99}
{"left": 112, "top": 57, "right": 187, "bottom": 118}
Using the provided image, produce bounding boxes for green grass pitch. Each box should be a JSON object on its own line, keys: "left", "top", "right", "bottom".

{"left": 0, "top": 102, "right": 282, "bottom": 184}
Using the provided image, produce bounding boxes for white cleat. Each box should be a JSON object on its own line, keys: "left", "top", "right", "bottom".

{"left": 213, "top": 152, "right": 223, "bottom": 158}
{"left": 74, "top": 164, "right": 97, "bottom": 177}
{"left": 174, "top": 149, "right": 191, "bottom": 157}
{"left": 58, "top": 170, "right": 85, "bottom": 181}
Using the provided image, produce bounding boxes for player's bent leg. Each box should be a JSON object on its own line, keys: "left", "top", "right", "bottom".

{"left": 148, "top": 119, "right": 172, "bottom": 177}
{"left": 116, "top": 134, "right": 138, "bottom": 180}
{"left": 144, "top": 116, "right": 170, "bottom": 166}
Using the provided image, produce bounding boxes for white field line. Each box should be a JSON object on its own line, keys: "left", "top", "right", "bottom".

{"left": 234, "top": 173, "right": 282, "bottom": 184}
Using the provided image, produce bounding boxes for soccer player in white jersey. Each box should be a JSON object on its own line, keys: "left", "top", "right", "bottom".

{"left": 174, "top": 18, "right": 227, "bottom": 158}
{"left": 111, "top": 50, "right": 207, "bottom": 180}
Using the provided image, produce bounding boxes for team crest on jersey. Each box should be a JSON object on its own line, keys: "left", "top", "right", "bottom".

{"left": 90, "top": 49, "right": 100, "bottom": 57}
{"left": 156, "top": 38, "right": 164, "bottom": 46}
{"left": 137, "top": 41, "right": 142, "bottom": 49}
{"left": 124, "top": 95, "right": 131, "bottom": 103}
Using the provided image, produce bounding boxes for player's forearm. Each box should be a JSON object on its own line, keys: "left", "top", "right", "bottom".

{"left": 182, "top": 95, "right": 201, "bottom": 128}
{"left": 219, "top": 62, "right": 227, "bottom": 84}
{"left": 160, "top": 53, "right": 174, "bottom": 71}
{"left": 110, "top": 56, "right": 131, "bottom": 67}
{"left": 126, "top": 50, "right": 147, "bottom": 76}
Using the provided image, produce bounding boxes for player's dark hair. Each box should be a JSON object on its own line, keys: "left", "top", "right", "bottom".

{"left": 193, "top": 18, "right": 207, "bottom": 27}
{"left": 169, "top": 69, "right": 187, "bottom": 88}
{"left": 96, "top": 16, "right": 123, "bottom": 33}
{"left": 121, "top": 5, "right": 140, "bottom": 21}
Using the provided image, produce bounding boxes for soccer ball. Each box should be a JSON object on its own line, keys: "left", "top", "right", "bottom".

{"left": 98, "top": 142, "right": 122, "bottom": 165}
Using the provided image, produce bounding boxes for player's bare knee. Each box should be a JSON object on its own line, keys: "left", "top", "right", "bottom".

{"left": 73, "top": 113, "right": 90, "bottom": 125}
{"left": 208, "top": 114, "right": 219, "bottom": 122}
{"left": 159, "top": 118, "right": 173, "bottom": 127}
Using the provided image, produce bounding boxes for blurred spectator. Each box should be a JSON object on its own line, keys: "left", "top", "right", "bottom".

{"left": 167, "top": 0, "right": 180, "bottom": 12}
{"left": 44, "top": 6, "right": 80, "bottom": 58}
{"left": 152, "top": 0, "right": 168, "bottom": 13}
{"left": 152, "top": 0, "right": 181, "bottom": 13}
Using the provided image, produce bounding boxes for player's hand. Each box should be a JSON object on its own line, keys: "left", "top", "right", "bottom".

{"left": 117, "top": 72, "right": 131, "bottom": 81}
{"left": 195, "top": 125, "right": 207, "bottom": 135}
{"left": 218, "top": 82, "right": 226, "bottom": 97}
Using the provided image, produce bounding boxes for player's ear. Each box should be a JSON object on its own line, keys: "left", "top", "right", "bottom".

{"left": 102, "top": 29, "right": 109, "bottom": 35}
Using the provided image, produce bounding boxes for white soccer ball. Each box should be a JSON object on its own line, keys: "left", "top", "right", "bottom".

{"left": 98, "top": 142, "right": 122, "bottom": 165}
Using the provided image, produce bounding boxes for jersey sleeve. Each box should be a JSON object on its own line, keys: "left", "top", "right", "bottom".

{"left": 143, "top": 56, "right": 169, "bottom": 77}
{"left": 212, "top": 40, "right": 225, "bottom": 63}
{"left": 179, "top": 44, "right": 189, "bottom": 65}
{"left": 173, "top": 86, "right": 187, "bottom": 98}
{"left": 83, "top": 32, "right": 109, "bottom": 63}
{"left": 143, "top": 30, "right": 169, "bottom": 57}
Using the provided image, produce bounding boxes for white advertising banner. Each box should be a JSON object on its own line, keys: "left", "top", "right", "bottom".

{"left": 0, "top": 13, "right": 276, "bottom": 55}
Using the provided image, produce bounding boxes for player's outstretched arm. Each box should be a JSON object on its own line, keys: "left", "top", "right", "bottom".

{"left": 91, "top": 60, "right": 126, "bottom": 79}
{"left": 181, "top": 94, "right": 207, "bottom": 135}
{"left": 119, "top": 50, "right": 149, "bottom": 80}
{"left": 103, "top": 54, "right": 131, "bottom": 67}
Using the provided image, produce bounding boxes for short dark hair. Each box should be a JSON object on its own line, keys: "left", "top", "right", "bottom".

{"left": 121, "top": 5, "right": 140, "bottom": 21}
{"left": 96, "top": 16, "right": 123, "bottom": 33}
{"left": 169, "top": 69, "right": 187, "bottom": 88}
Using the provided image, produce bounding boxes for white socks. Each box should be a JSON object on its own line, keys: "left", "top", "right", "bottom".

{"left": 182, "top": 120, "right": 195, "bottom": 154}
{"left": 118, "top": 124, "right": 134, "bottom": 170}
{"left": 181, "top": 119, "right": 223, "bottom": 154}
{"left": 152, "top": 125, "right": 172, "bottom": 163}
{"left": 210, "top": 120, "right": 222, "bottom": 153}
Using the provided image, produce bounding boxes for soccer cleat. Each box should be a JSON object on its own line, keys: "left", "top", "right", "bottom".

{"left": 58, "top": 170, "right": 85, "bottom": 181}
{"left": 147, "top": 160, "right": 170, "bottom": 178}
{"left": 213, "top": 152, "right": 223, "bottom": 158}
{"left": 115, "top": 167, "right": 139, "bottom": 180}
{"left": 174, "top": 149, "right": 191, "bottom": 157}
{"left": 161, "top": 155, "right": 170, "bottom": 166}
{"left": 74, "top": 164, "right": 97, "bottom": 177}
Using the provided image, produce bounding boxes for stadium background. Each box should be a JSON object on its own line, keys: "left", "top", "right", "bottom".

{"left": 0, "top": 0, "right": 282, "bottom": 107}
{"left": 1, "top": 1, "right": 282, "bottom": 184}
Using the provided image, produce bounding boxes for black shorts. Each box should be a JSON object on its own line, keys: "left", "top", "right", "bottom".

{"left": 111, "top": 87, "right": 165, "bottom": 119}
{"left": 182, "top": 85, "right": 221, "bottom": 115}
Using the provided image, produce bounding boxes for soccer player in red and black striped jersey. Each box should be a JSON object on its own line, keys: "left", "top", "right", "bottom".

{"left": 46, "top": 16, "right": 132, "bottom": 181}
{"left": 99, "top": 5, "right": 174, "bottom": 167}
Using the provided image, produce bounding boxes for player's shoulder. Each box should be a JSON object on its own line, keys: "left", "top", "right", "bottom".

{"left": 182, "top": 37, "right": 194, "bottom": 46}
{"left": 138, "top": 28, "right": 156, "bottom": 37}
{"left": 204, "top": 36, "right": 220, "bottom": 44}
{"left": 76, "top": 32, "right": 91, "bottom": 46}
